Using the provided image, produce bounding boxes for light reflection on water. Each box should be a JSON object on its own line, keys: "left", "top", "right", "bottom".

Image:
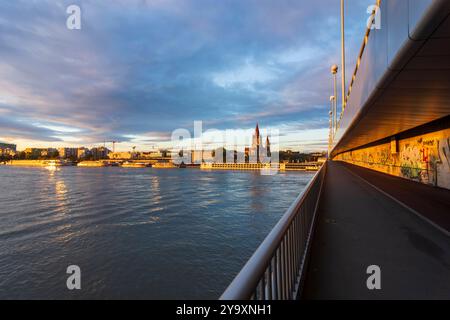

{"left": 0, "top": 166, "right": 314, "bottom": 299}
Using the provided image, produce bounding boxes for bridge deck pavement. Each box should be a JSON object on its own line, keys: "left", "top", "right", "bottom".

{"left": 302, "top": 161, "right": 450, "bottom": 299}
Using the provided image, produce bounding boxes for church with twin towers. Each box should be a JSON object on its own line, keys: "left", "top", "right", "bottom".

{"left": 248, "top": 123, "right": 271, "bottom": 163}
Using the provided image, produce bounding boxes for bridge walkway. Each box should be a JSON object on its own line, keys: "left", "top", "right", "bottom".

{"left": 302, "top": 161, "right": 450, "bottom": 299}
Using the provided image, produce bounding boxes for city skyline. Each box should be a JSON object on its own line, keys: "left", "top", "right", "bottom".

{"left": 1, "top": 0, "right": 372, "bottom": 152}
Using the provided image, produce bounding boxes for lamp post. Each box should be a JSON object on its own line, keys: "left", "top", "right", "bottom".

{"left": 329, "top": 97, "right": 334, "bottom": 158}
{"left": 331, "top": 64, "right": 338, "bottom": 137}
{"left": 330, "top": 96, "right": 336, "bottom": 138}
{"left": 341, "top": 0, "right": 346, "bottom": 114}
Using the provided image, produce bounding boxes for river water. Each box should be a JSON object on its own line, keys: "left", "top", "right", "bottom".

{"left": 0, "top": 166, "right": 314, "bottom": 299}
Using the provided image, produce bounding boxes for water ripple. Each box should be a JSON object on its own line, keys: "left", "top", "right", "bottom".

{"left": 0, "top": 166, "right": 314, "bottom": 299}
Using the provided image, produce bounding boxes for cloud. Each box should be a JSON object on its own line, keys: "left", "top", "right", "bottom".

{"left": 212, "top": 60, "right": 280, "bottom": 89}
{"left": 0, "top": 0, "right": 374, "bottom": 150}
{"left": 0, "top": 116, "right": 62, "bottom": 142}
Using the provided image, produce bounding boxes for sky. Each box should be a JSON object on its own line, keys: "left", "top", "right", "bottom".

{"left": 0, "top": 0, "right": 374, "bottom": 152}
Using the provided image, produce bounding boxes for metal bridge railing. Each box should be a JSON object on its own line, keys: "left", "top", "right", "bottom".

{"left": 220, "top": 162, "right": 327, "bottom": 300}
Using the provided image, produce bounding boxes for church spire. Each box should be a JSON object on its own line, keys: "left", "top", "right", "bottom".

{"left": 255, "top": 123, "right": 260, "bottom": 137}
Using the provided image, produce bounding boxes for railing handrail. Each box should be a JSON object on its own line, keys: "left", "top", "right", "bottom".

{"left": 346, "top": 0, "right": 381, "bottom": 101}
{"left": 335, "top": 0, "right": 381, "bottom": 136}
{"left": 220, "top": 164, "right": 326, "bottom": 300}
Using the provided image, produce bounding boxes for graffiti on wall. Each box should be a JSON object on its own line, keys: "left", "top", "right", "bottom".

{"left": 335, "top": 129, "right": 450, "bottom": 189}
{"left": 399, "top": 143, "right": 422, "bottom": 180}
{"left": 439, "top": 137, "right": 450, "bottom": 168}
{"left": 398, "top": 138, "right": 438, "bottom": 183}
{"left": 437, "top": 137, "right": 450, "bottom": 188}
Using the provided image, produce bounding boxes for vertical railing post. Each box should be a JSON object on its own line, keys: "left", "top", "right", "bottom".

{"left": 283, "top": 239, "right": 288, "bottom": 299}
{"left": 276, "top": 249, "right": 281, "bottom": 299}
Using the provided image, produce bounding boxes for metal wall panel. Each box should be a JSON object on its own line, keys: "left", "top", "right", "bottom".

{"left": 373, "top": 2, "right": 388, "bottom": 85}
{"left": 331, "top": 3, "right": 388, "bottom": 148}
{"left": 387, "top": 0, "right": 409, "bottom": 68}
{"left": 330, "top": 0, "right": 450, "bottom": 157}
{"left": 409, "top": 0, "right": 434, "bottom": 40}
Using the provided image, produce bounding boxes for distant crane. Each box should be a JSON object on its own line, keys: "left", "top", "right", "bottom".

{"left": 107, "top": 141, "right": 119, "bottom": 153}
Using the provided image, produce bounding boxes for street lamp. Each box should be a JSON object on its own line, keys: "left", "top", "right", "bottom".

{"left": 331, "top": 64, "right": 338, "bottom": 137}
{"left": 341, "top": 0, "right": 346, "bottom": 113}
{"left": 329, "top": 96, "right": 335, "bottom": 157}
{"left": 329, "top": 95, "right": 335, "bottom": 133}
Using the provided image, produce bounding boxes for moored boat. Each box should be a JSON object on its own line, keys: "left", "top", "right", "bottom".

{"left": 121, "top": 162, "right": 149, "bottom": 168}
{"left": 152, "top": 162, "right": 176, "bottom": 169}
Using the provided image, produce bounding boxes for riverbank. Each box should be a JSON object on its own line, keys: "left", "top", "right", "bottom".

{"left": 4, "top": 160, "right": 73, "bottom": 167}
{"left": 2, "top": 160, "right": 321, "bottom": 171}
